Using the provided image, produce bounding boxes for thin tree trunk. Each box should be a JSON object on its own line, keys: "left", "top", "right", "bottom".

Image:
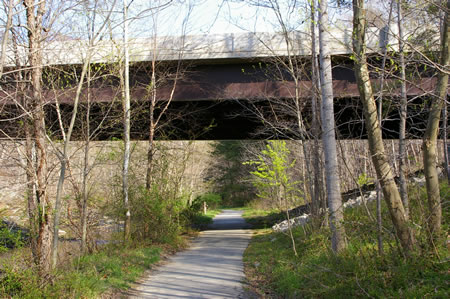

{"left": 0, "top": 0, "right": 14, "bottom": 79}
{"left": 51, "top": 34, "right": 95, "bottom": 268}
{"left": 441, "top": 0, "right": 449, "bottom": 181}
{"left": 146, "top": 48, "right": 157, "bottom": 190}
{"left": 23, "top": 0, "right": 53, "bottom": 275}
{"left": 318, "top": 0, "right": 346, "bottom": 253}
{"left": 80, "top": 0, "right": 101, "bottom": 255}
{"left": 123, "top": 0, "right": 131, "bottom": 240}
{"left": 25, "top": 115, "right": 39, "bottom": 262}
{"left": 51, "top": 0, "right": 114, "bottom": 265}
{"left": 81, "top": 139, "right": 90, "bottom": 251}
{"left": 12, "top": 29, "right": 38, "bottom": 261}
{"left": 352, "top": 0, "right": 415, "bottom": 253}
{"left": 397, "top": 0, "right": 409, "bottom": 218}
{"left": 443, "top": 99, "right": 449, "bottom": 183}
{"left": 296, "top": 108, "right": 314, "bottom": 209}
{"left": 81, "top": 68, "right": 91, "bottom": 254}
{"left": 144, "top": 6, "right": 185, "bottom": 189}
{"left": 375, "top": 0, "right": 395, "bottom": 255}
{"left": 146, "top": 123, "right": 155, "bottom": 189}
{"left": 422, "top": 0, "right": 449, "bottom": 243}
{"left": 310, "top": 0, "right": 322, "bottom": 217}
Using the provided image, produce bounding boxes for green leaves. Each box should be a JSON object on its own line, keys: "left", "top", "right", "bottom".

{"left": 244, "top": 141, "right": 302, "bottom": 206}
{"left": 356, "top": 172, "right": 373, "bottom": 188}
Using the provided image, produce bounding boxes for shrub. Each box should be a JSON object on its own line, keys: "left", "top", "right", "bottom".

{"left": 0, "top": 221, "right": 25, "bottom": 252}
{"left": 0, "top": 267, "right": 41, "bottom": 298}
{"left": 192, "top": 193, "right": 222, "bottom": 211}
{"left": 0, "top": 245, "right": 162, "bottom": 298}
{"left": 243, "top": 180, "right": 450, "bottom": 298}
{"left": 129, "top": 185, "right": 185, "bottom": 245}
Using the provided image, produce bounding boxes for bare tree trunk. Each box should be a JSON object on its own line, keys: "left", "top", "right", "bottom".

{"left": 282, "top": 29, "right": 314, "bottom": 212}
{"left": 352, "top": 0, "right": 415, "bottom": 253}
{"left": 318, "top": 0, "right": 346, "bottom": 253}
{"left": 146, "top": 122, "right": 155, "bottom": 189}
{"left": 296, "top": 113, "right": 314, "bottom": 209}
{"left": 12, "top": 30, "right": 38, "bottom": 260}
{"left": 81, "top": 134, "right": 90, "bottom": 252}
{"left": 0, "top": 0, "right": 14, "bottom": 79}
{"left": 440, "top": 0, "right": 450, "bottom": 184}
{"left": 375, "top": 0, "right": 396, "bottom": 256}
{"left": 310, "top": 0, "right": 322, "bottom": 217}
{"left": 81, "top": 68, "right": 91, "bottom": 254}
{"left": 51, "top": 0, "right": 114, "bottom": 265}
{"left": 123, "top": 0, "right": 131, "bottom": 240}
{"left": 145, "top": 41, "right": 181, "bottom": 190}
{"left": 443, "top": 99, "right": 449, "bottom": 183}
{"left": 422, "top": 0, "right": 449, "bottom": 243}
{"left": 22, "top": 0, "right": 53, "bottom": 275}
{"left": 51, "top": 43, "right": 92, "bottom": 268}
{"left": 25, "top": 114, "right": 39, "bottom": 261}
{"left": 397, "top": 0, "right": 409, "bottom": 218}
{"left": 146, "top": 35, "right": 157, "bottom": 190}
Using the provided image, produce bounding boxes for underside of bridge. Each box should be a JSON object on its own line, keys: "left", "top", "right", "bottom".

{"left": 0, "top": 56, "right": 442, "bottom": 140}
{"left": 0, "top": 96, "right": 434, "bottom": 140}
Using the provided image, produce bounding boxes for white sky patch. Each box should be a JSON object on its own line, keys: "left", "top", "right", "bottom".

{"left": 124, "top": 0, "right": 310, "bottom": 38}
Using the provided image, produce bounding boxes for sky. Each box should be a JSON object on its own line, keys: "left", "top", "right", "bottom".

{"left": 0, "top": 0, "right": 406, "bottom": 42}
{"left": 125, "top": 0, "right": 312, "bottom": 38}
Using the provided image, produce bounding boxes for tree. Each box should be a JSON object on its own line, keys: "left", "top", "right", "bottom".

{"left": 22, "top": 0, "right": 52, "bottom": 274}
{"left": 352, "top": 0, "right": 415, "bottom": 253}
{"left": 245, "top": 140, "right": 301, "bottom": 255}
{"left": 144, "top": 1, "right": 193, "bottom": 190}
{"left": 318, "top": 0, "right": 347, "bottom": 253}
{"left": 309, "top": 0, "right": 325, "bottom": 218}
{"left": 208, "top": 140, "right": 255, "bottom": 207}
{"left": 122, "top": 0, "right": 131, "bottom": 241}
{"left": 50, "top": 0, "right": 116, "bottom": 267}
{"left": 231, "top": 0, "right": 324, "bottom": 215}
{"left": 422, "top": 0, "right": 449, "bottom": 244}
{"left": 397, "top": 0, "right": 409, "bottom": 218}
{"left": 0, "top": 0, "right": 14, "bottom": 79}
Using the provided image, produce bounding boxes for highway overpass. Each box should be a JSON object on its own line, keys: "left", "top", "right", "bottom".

{"left": 0, "top": 30, "right": 443, "bottom": 140}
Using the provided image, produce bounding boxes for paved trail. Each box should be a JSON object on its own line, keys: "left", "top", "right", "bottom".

{"left": 128, "top": 210, "right": 253, "bottom": 298}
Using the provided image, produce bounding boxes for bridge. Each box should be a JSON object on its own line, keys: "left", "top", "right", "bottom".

{"left": 0, "top": 29, "right": 441, "bottom": 140}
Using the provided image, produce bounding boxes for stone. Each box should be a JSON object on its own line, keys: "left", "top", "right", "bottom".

{"left": 412, "top": 176, "right": 426, "bottom": 186}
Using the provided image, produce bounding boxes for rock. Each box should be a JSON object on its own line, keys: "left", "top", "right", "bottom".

{"left": 412, "top": 176, "right": 426, "bottom": 186}
{"left": 367, "top": 191, "right": 377, "bottom": 200}
{"left": 272, "top": 189, "right": 380, "bottom": 232}
{"left": 272, "top": 214, "right": 309, "bottom": 233}
{"left": 58, "top": 229, "right": 66, "bottom": 237}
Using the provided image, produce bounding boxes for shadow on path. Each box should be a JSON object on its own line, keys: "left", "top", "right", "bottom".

{"left": 127, "top": 210, "right": 254, "bottom": 299}
{"left": 207, "top": 209, "right": 252, "bottom": 230}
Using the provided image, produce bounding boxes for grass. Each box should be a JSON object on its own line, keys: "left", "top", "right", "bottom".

{"left": 243, "top": 181, "right": 450, "bottom": 298}
{"left": 241, "top": 208, "right": 284, "bottom": 229}
{"left": 0, "top": 244, "right": 163, "bottom": 298}
{"left": 0, "top": 205, "right": 221, "bottom": 298}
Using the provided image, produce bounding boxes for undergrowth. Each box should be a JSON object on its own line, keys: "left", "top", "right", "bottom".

{"left": 242, "top": 208, "right": 285, "bottom": 229}
{"left": 0, "top": 206, "right": 222, "bottom": 298}
{"left": 190, "top": 209, "right": 222, "bottom": 230}
{"left": 243, "top": 181, "right": 449, "bottom": 298}
{"left": 0, "top": 222, "right": 25, "bottom": 253}
{"left": 0, "top": 244, "right": 162, "bottom": 298}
